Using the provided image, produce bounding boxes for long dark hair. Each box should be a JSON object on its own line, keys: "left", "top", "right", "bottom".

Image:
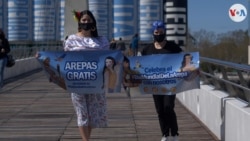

{"left": 0, "top": 28, "right": 10, "bottom": 54}
{"left": 180, "top": 53, "right": 193, "bottom": 70}
{"left": 78, "top": 10, "right": 98, "bottom": 37}
{"left": 104, "top": 56, "right": 116, "bottom": 69}
{"left": 102, "top": 56, "right": 116, "bottom": 89}
{"left": 0, "top": 28, "right": 6, "bottom": 39}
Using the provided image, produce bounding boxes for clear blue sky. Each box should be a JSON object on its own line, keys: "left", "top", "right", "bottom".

{"left": 188, "top": 0, "right": 248, "bottom": 34}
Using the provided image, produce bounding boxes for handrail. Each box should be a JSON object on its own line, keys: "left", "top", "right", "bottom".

{"left": 200, "top": 57, "right": 250, "bottom": 72}
{"left": 200, "top": 57, "right": 250, "bottom": 104}
{"left": 10, "top": 45, "right": 63, "bottom": 59}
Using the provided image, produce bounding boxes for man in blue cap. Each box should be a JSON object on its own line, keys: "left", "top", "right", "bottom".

{"left": 141, "top": 20, "right": 182, "bottom": 141}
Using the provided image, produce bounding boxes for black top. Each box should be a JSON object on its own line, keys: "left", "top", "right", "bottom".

{"left": 141, "top": 40, "right": 182, "bottom": 55}
{"left": 0, "top": 37, "right": 10, "bottom": 58}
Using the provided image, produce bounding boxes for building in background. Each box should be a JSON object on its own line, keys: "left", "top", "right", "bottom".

{"left": 139, "top": 0, "right": 162, "bottom": 41}
{"left": 1, "top": 0, "right": 64, "bottom": 42}
{"left": 112, "top": 0, "right": 138, "bottom": 41}
{"left": 0, "top": 1, "right": 8, "bottom": 37}
{"left": 88, "top": 0, "right": 112, "bottom": 40}
{"left": 88, "top": 0, "right": 187, "bottom": 47}
{"left": 163, "top": 0, "right": 187, "bottom": 49}
{"left": 1, "top": 0, "right": 187, "bottom": 49}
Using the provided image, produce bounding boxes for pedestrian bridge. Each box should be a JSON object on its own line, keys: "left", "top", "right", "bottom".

{"left": 1, "top": 46, "right": 250, "bottom": 141}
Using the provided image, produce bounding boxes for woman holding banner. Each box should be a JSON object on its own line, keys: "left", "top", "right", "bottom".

{"left": 64, "top": 10, "right": 109, "bottom": 141}
{"left": 141, "top": 20, "right": 182, "bottom": 141}
{"left": 0, "top": 29, "right": 10, "bottom": 88}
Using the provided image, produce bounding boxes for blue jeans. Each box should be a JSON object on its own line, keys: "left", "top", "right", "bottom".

{"left": 0, "top": 57, "right": 7, "bottom": 88}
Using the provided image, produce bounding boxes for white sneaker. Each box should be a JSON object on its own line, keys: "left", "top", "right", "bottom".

{"left": 161, "top": 136, "right": 170, "bottom": 141}
{"left": 172, "top": 135, "right": 179, "bottom": 141}
{"left": 161, "top": 136, "right": 168, "bottom": 141}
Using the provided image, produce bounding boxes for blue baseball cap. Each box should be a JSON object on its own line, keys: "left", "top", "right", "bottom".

{"left": 152, "top": 20, "right": 166, "bottom": 31}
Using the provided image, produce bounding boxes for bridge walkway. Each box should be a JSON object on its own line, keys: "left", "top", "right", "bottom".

{"left": 0, "top": 70, "right": 219, "bottom": 141}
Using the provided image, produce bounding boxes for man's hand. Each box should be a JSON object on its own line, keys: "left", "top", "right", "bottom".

{"left": 1, "top": 48, "right": 5, "bottom": 53}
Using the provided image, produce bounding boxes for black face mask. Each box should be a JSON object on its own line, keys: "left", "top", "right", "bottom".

{"left": 78, "top": 23, "right": 95, "bottom": 31}
{"left": 153, "top": 34, "right": 166, "bottom": 42}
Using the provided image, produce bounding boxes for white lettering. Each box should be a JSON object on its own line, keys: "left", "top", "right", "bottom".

{"left": 166, "top": 36, "right": 186, "bottom": 45}
{"left": 164, "top": 1, "right": 187, "bottom": 47}
{"left": 165, "top": 14, "right": 186, "bottom": 23}
{"left": 166, "top": 24, "right": 186, "bottom": 34}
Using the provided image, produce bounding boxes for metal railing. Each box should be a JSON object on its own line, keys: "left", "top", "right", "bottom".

{"left": 200, "top": 57, "right": 250, "bottom": 105}
{"left": 10, "top": 45, "right": 63, "bottom": 59}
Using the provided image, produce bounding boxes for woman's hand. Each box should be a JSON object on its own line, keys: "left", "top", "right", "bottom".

{"left": 35, "top": 52, "right": 40, "bottom": 58}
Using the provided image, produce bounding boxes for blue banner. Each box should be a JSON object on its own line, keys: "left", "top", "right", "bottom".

{"left": 37, "top": 50, "right": 124, "bottom": 94}
{"left": 125, "top": 52, "right": 200, "bottom": 95}
{"left": 37, "top": 51, "right": 200, "bottom": 95}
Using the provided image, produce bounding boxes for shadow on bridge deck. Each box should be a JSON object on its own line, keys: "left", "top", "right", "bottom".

{"left": 0, "top": 70, "right": 219, "bottom": 141}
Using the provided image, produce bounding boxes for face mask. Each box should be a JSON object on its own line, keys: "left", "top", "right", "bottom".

{"left": 78, "top": 23, "right": 95, "bottom": 31}
{"left": 153, "top": 34, "right": 166, "bottom": 42}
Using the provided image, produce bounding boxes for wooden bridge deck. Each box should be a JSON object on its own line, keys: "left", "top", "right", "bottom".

{"left": 0, "top": 70, "right": 219, "bottom": 141}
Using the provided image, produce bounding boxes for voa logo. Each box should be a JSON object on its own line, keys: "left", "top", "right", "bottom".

{"left": 229, "top": 3, "right": 247, "bottom": 22}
